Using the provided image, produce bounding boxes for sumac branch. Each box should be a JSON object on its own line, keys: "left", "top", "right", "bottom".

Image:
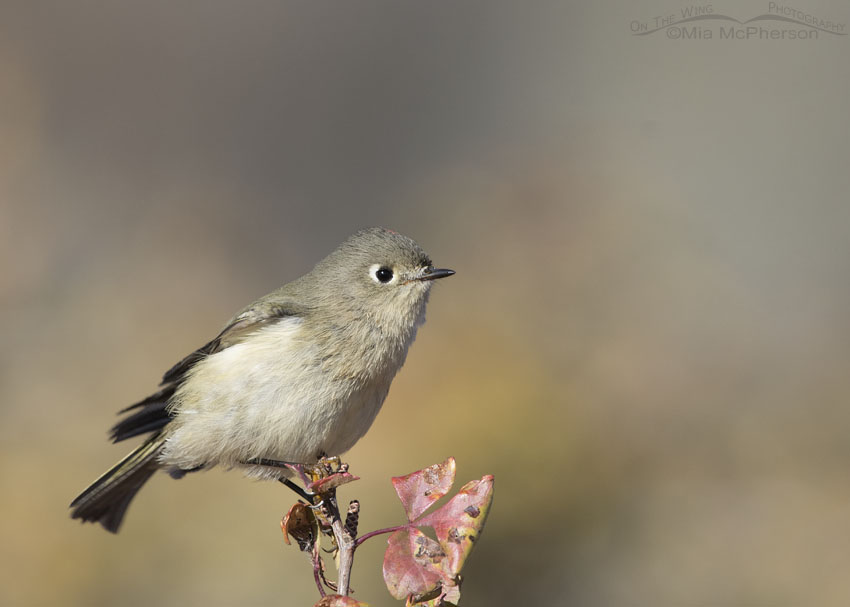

{"left": 280, "top": 458, "right": 494, "bottom": 607}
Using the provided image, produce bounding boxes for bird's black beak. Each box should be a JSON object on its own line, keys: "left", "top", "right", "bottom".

{"left": 418, "top": 267, "right": 456, "bottom": 281}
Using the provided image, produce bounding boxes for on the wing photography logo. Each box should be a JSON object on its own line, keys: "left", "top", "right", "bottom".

{"left": 631, "top": 2, "right": 846, "bottom": 40}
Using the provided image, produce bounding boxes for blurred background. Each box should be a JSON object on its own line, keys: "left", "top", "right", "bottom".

{"left": 2, "top": 1, "right": 849, "bottom": 605}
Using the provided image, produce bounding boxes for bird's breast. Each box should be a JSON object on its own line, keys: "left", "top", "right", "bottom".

{"left": 162, "top": 315, "right": 409, "bottom": 471}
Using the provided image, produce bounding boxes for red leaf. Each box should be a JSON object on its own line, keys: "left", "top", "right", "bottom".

{"left": 417, "top": 475, "right": 494, "bottom": 576}
{"left": 391, "top": 458, "right": 456, "bottom": 522}
{"left": 382, "top": 529, "right": 447, "bottom": 600}
{"left": 307, "top": 471, "right": 360, "bottom": 494}
{"left": 439, "top": 579, "right": 462, "bottom": 605}
{"left": 411, "top": 577, "right": 462, "bottom": 607}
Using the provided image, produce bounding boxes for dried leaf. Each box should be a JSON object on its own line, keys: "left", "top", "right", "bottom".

{"left": 391, "top": 458, "right": 456, "bottom": 522}
{"left": 418, "top": 475, "right": 494, "bottom": 576}
{"left": 307, "top": 471, "right": 360, "bottom": 494}
{"left": 313, "top": 595, "right": 369, "bottom": 607}
{"left": 281, "top": 502, "right": 318, "bottom": 552}
{"left": 382, "top": 529, "right": 447, "bottom": 600}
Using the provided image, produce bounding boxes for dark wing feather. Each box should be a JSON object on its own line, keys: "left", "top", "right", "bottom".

{"left": 159, "top": 335, "right": 224, "bottom": 386}
{"left": 109, "top": 301, "right": 304, "bottom": 443}
{"left": 111, "top": 385, "right": 176, "bottom": 442}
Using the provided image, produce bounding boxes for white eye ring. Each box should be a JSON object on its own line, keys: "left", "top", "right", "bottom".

{"left": 369, "top": 264, "right": 396, "bottom": 284}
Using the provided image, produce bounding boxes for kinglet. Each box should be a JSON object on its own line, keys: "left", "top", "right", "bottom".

{"left": 71, "top": 227, "right": 454, "bottom": 533}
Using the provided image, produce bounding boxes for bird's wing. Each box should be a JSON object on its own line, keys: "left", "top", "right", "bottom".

{"left": 110, "top": 300, "right": 306, "bottom": 443}
{"left": 159, "top": 300, "right": 307, "bottom": 386}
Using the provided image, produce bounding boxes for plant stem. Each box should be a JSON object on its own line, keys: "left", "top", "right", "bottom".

{"left": 330, "top": 511, "right": 355, "bottom": 596}
{"left": 312, "top": 556, "right": 326, "bottom": 598}
{"left": 354, "top": 524, "right": 411, "bottom": 548}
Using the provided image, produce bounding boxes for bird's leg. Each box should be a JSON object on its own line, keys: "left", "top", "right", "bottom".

{"left": 244, "top": 457, "right": 298, "bottom": 469}
{"left": 279, "top": 477, "right": 316, "bottom": 503}
{"left": 243, "top": 457, "right": 316, "bottom": 503}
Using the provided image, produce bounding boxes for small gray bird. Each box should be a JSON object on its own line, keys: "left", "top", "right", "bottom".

{"left": 70, "top": 228, "right": 454, "bottom": 533}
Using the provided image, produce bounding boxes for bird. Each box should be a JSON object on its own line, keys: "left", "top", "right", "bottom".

{"left": 70, "top": 227, "right": 454, "bottom": 533}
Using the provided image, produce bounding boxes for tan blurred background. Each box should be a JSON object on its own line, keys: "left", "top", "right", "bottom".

{"left": 2, "top": 1, "right": 850, "bottom": 605}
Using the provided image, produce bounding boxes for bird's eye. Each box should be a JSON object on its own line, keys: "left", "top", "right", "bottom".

{"left": 375, "top": 267, "right": 394, "bottom": 283}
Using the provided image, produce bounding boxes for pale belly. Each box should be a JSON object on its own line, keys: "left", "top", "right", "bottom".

{"left": 158, "top": 319, "right": 397, "bottom": 479}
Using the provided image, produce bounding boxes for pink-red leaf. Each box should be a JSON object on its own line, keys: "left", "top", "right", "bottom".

{"left": 407, "top": 576, "right": 461, "bottom": 607}
{"left": 439, "top": 579, "right": 462, "bottom": 606}
{"left": 417, "top": 475, "right": 494, "bottom": 576}
{"left": 391, "top": 458, "right": 456, "bottom": 522}
{"left": 307, "top": 471, "right": 360, "bottom": 494}
{"left": 382, "top": 528, "right": 447, "bottom": 600}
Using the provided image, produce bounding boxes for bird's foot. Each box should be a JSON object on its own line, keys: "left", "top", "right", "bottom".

{"left": 306, "top": 455, "right": 345, "bottom": 481}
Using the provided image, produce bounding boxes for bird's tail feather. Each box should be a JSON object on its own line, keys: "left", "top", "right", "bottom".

{"left": 70, "top": 435, "right": 164, "bottom": 533}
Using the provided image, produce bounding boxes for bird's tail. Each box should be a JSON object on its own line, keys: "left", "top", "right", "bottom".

{"left": 70, "top": 435, "right": 165, "bottom": 533}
